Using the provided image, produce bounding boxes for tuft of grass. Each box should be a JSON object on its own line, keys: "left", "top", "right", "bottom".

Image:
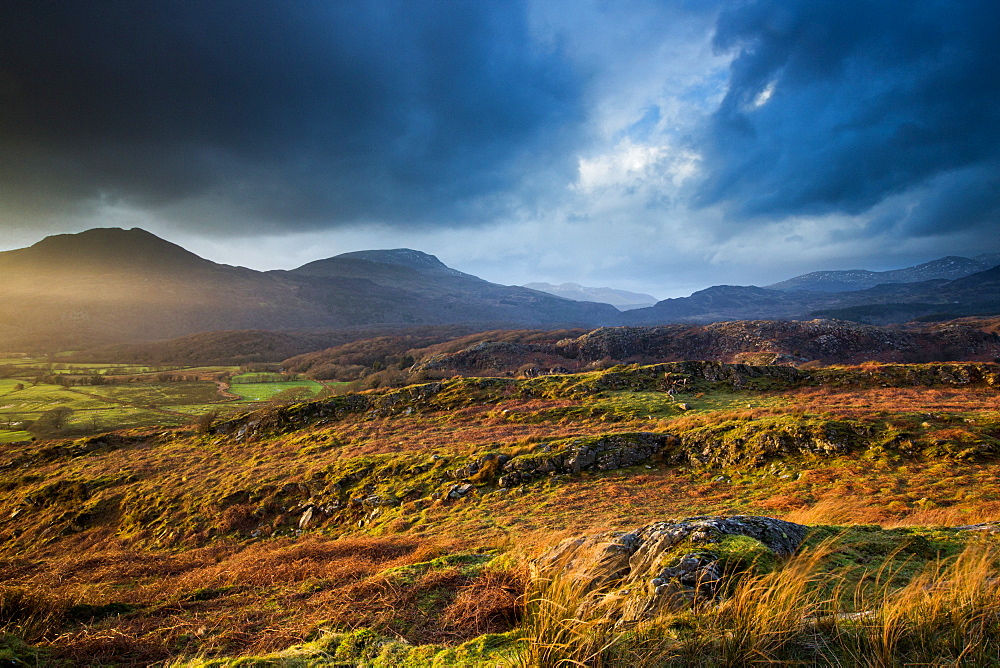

{"left": 844, "top": 541, "right": 1000, "bottom": 665}
{"left": 519, "top": 539, "right": 1000, "bottom": 667}
{"left": 0, "top": 585, "right": 70, "bottom": 643}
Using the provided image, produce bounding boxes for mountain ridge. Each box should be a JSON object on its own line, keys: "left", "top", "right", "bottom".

{"left": 2, "top": 227, "right": 1000, "bottom": 352}
{"left": 0, "top": 228, "right": 618, "bottom": 351}
{"left": 767, "top": 254, "right": 1000, "bottom": 292}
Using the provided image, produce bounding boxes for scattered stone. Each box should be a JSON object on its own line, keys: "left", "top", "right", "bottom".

{"left": 447, "top": 483, "right": 475, "bottom": 500}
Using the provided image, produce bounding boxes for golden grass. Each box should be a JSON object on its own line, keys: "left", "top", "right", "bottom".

{"left": 520, "top": 541, "right": 1000, "bottom": 666}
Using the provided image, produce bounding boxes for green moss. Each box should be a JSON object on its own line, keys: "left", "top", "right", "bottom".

{"left": 333, "top": 628, "right": 386, "bottom": 662}
{"left": 378, "top": 552, "right": 495, "bottom": 586}
{"left": 186, "top": 629, "right": 521, "bottom": 668}
{"left": 0, "top": 634, "right": 51, "bottom": 666}
{"left": 429, "top": 630, "right": 523, "bottom": 666}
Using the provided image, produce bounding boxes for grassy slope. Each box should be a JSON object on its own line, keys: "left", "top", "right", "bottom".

{"left": 1, "top": 362, "right": 999, "bottom": 664}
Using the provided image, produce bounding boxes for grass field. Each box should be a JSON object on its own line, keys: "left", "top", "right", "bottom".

{"left": 0, "top": 361, "right": 244, "bottom": 442}
{"left": 228, "top": 380, "right": 325, "bottom": 402}
{"left": 0, "top": 359, "right": 337, "bottom": 442}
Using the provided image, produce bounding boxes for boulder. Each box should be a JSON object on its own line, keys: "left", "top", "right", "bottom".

{"left": 533, "top": 516, "right": 808, "bottom": 624}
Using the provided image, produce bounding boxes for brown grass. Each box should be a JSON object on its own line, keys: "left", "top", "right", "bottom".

{"left": 0, "top": 535, "right": 497, "bottom": 665}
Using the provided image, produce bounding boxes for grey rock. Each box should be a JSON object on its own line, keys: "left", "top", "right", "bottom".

{"left": 447, "top": 483, "right": 475, "bottom": 500}
{"left": 534, "top": 515, "right": 808, "bottom": 624}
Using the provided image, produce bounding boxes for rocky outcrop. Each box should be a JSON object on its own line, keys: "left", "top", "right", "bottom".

{"left": 498, "top": 433, "right": 673, "bottom": 487}
{"left": 533, "top": 516, "right": 809, "bottom": 624}
{"left": 409, "top": 321, "right": 1000, "bottom": 377}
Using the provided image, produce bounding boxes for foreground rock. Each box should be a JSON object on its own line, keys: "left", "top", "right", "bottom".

{"left": 533, "top": 516, "right": 808, "bottom": 624}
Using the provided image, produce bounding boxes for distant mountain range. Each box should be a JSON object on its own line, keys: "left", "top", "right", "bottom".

{"left": 766, "top": 254, "right": 1000, "bottom": 292}
{"left": 0, "top": 228, "right": 617, "bottom": 350}
{"left": 1, "top": 227, "right": 999, "bottom": 351}
{"left": 623, "top": 264, "right": 1000, "bottom": 326}
{"left": 522, "top": 282, "right": 657, "bottom": 310}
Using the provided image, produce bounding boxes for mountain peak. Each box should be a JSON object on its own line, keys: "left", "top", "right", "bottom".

{"left": 332, "top": 249, "right": 466, "bottom": 276}
{"left": 8, "top": 227, "right": 212, "bottom": 272}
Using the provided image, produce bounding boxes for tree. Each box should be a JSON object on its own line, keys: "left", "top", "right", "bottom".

{"left": 28, "top": 406, "right": 73, "bottom": 437}
{"left": 267, "top": 386, "right": 313, "bottom": 406}
{"left": 194, "top": 409, "right": 219, "bottom": 434}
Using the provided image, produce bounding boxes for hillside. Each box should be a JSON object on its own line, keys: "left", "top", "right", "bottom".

{"left": 2, "top": 361, "right": 1000, "bottom": 664}
{"left": 0, "top": 228, "right": 619, "bottom": 351}
{"left": 64, "top": 319, "right": 1000, "bottom": 385}
{"left": 409, "top": 319, "right": 1000, "bottom": 377}
{"left": 65, "top": 325, "right": 481, "bottom": 367}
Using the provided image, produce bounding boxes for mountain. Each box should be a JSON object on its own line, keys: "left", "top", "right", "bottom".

{"left": 0, "top": 228, "right": 618, "bottom": 351}
{"left": 332, "top": 249, "right": 468, "bottom": 276}
{"left": 623, "top": 265, "right": 1000, "bottom": 327}
{"left": 288, "top": 249, "right": 619, "bottom": 324}
{"left": 0, "top": 227, "right": 215, "bottom": 273}
{"left": 522, "top": 282, "right": 657, "bottom": 310}
{"left": 768, "top": 254, "right": 1000, "bottom": 292}
{"left": 4, "top": 229, "right": 999, "bottom": 352}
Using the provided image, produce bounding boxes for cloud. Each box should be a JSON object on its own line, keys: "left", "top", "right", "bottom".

{"left": 0, "top": 0, "right": 584, "bottom": 233}
{"left": 1, "top": 0, "right": 996, "bottom": 298}
{"left": 695, "top": 0, "right": 1000, "bottom": 234}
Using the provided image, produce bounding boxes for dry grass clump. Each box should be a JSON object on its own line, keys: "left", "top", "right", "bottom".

{"left": 844, "top": 542, "right": 1000, "bottom": 665}
{"left": 0, "top": 585, "right": 72, "bottom": 643}
{"left": 783, "top": 497, "right": 891, "bottom": 526}
{"left": 520, "top": 541, "right": 1000, "bottom": 666}
{"left": 441, "top": 563, "right": 527, "bottom": 636}
{"left": 520, "top": 568, "right": 623, "bottom": 667}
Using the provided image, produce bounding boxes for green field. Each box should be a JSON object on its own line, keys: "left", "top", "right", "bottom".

{"left": 231, "top": 372, "right": 288, "bottom": 383}
{"left": 0, "top": 358, "right": 337, "bottom": 441}
{"left": 228, "top": 380, "right": 325, "bottom": 402}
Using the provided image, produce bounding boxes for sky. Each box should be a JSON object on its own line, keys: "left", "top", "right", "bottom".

{"left": 1, "top": 0, "right": 998, "bottom": 298}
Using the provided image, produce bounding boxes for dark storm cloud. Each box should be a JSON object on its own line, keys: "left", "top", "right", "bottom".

{"left": 696, "top": 0, "right": 1000, "bottom": 233}
{"left": 0, "top": 0, "right": 583, "bottom": 230}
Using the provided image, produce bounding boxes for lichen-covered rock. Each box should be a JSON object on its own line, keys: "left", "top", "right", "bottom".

{"left": 498, "top": 432, "right": 673, "bottom": 487}
{"left": 533, "top": 516, "right": 808, "bottom": 624}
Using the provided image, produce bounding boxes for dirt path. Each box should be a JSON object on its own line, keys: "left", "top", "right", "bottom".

{"left": 214, "top": 381, "right": 240, "bottom": 402}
